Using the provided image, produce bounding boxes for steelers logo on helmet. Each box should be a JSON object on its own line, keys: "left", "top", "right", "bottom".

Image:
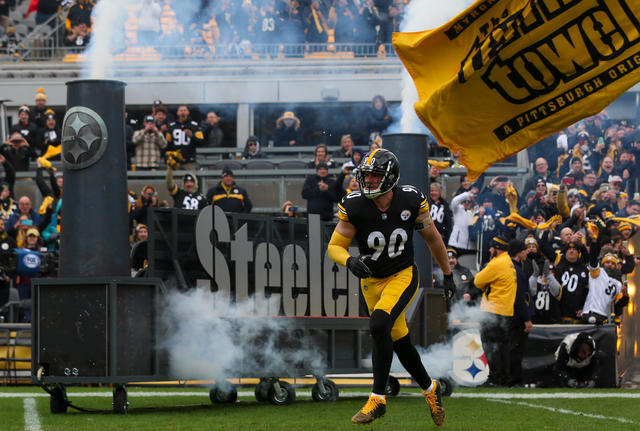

{"left": 356, "top": 148, "right": 400, "bottom": 199}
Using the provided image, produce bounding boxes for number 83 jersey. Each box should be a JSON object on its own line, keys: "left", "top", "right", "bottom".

{"left": 337, "top": 185, "right": 429, "bottom": 278}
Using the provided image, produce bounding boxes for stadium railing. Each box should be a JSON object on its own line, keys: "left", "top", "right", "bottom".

{"left": 2, "top": 42, "right": 397, "bottom": 62}
{"left": 14, "top": 165, "right": 530, "bottom": 214}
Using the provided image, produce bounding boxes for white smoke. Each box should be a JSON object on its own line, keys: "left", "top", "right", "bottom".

{"left": 84, "top": 0, "right": 134, "bottom": 79}
{"left": 395, "top": 0, "right": 475, "bottom": 133}
{"left": 159, "top": 287, "right": 326, "bottom": 381}
{"left": 391, "top": 300, "right": 498, "bottom": 383}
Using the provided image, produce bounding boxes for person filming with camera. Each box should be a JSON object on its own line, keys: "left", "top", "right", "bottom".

{"left": 133, "top": 115, "right": 167, "bottom": 171}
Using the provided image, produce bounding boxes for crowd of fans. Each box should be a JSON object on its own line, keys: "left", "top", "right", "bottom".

{"left": 2, "top": 0, "right": 409, "bottom": 58}
{"left": 1, "top": 78, "right": 638, "bottom": 337}
{"left": 432, "top": 111, "right": 639, "bottom": 333}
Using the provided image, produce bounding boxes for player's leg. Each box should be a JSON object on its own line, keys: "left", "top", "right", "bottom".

{"left": 352, "top": 278, "right": 387, "bottom": 424}
{"left": 386, "top": 266, "right": 445, "bottom": 426}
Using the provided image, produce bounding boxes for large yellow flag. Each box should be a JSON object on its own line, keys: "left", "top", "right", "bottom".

{"left": 393, "top": 0, "right": 640, "bottom": 181}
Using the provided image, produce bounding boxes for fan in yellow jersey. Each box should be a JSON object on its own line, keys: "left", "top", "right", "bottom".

{"left": 328, "top": 148, "right": 455, "bottom": 426}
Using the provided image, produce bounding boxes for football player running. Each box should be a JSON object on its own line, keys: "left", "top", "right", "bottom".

{"left": 328, "top": 148, "right": 455, "bottom": 426}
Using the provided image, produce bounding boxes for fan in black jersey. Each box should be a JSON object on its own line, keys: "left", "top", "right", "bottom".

{"left": 555, "top": 242, "right": 589, "bottom": 323}
{"left": 529, "top": 259, "right": 562, "bottom": 324}
{"left": 165, "top": 166, "right": 207, "bottom": 211}
{"left": 165, "top": 105, "right": 204, "bottom": 171}
{"left": 328, "top": 148, "right": 453, "bottom": 426}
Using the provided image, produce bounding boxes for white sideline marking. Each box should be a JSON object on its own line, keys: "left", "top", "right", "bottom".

{"left": 1, "top": 390, "right": 639, "bottom": 399}
{"left": 488, "top": 398, "right": 638, "bottom": 425}
{"left": 450, "top": 392, "right": 640, "bottom": 399}
{"left": 23, "top": 398, "right": 42, "bottom": 431}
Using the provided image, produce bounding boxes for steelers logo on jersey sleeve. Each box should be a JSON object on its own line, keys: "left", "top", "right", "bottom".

{"left": 400, "top": 210, "right": 411, "bottom": 221}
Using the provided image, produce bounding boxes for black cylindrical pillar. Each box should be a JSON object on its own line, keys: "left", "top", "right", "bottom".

{"left": 59, "top": 79, "right": 129, "bottom": 277}
{"left": 382, "top": 133, "right": 432, "bottom": 285}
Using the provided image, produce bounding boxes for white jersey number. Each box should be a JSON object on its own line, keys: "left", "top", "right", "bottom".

{"left": 367, "top": 228, "right": 408, "bottom": 261}
{"left": 561, "top": 272, "right": 579, "bottom": 292}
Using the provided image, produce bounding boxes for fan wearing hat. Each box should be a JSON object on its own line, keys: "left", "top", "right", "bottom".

{"left": 507, "top": 238, "right": 533, "bottom": 387}
{"left": 9, "top": 105, "right": 39, "bottom": 150}
{"left": 205, "top": 167, "right": 253, "bottom": 213}
{"left": 301, "top": 162, "right": 337, "bottom": 221}
{"left": 39, "top": 110, "right": 61, "bottom": 160}
{"left": 32, "top": 88, "right": 50, "bottom": 129}
{"left": 552, "top": 241, "right": 590, "bottom": 323}
{"left": 133, "top": 115, "right": 167, "bottom": 170}
{"left": 581, "top": 235, "right": 625, "bottom": 325}
{"left": 474, "top": 236, "right": 531, "bottom": 386}
{"left": 241, "top": 136, "right": 268, "bottom": 160}
{"left": 273, "top": 111, "right": 303, "bottom": 148}
{"left": 435, "top": 248, "right": 476, "bottom": 304}
{"left": 1, "top": 132, "right": 36, "bottom": 172}
{"left": 166, "top": 168, "right": 207, "bottom": 211}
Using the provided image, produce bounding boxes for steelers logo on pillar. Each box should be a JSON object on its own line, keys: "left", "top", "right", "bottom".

{"left": 61, "top": 106, "right": 108, "bottom": 170}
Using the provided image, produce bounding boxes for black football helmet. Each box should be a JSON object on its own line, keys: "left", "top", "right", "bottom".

{"left": 356, "top": 148, "right": 400, "bottom": 199}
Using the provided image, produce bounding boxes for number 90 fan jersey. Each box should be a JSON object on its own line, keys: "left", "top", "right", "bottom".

{"left": 337, "top": 185, "right": 430, "bottom": 278}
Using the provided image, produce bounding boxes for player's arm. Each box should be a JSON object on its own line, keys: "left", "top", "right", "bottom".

{"left": 328, "top": 219, "right": 371, "bottom": 278}
{"left": 416, "top": 212, "right": 451, "bottom": 275}
{"left": 416, "top": 212, "right": 456, "bottom": 299}
{"left": 328, "top": 219, "right": 356, "bottom": 266}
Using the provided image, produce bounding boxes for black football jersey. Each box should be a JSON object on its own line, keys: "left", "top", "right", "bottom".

{"left": 532, "top": 284, "right": 562, "bottom": 324}
{"left": 337, "top": 185, "right": 429, "bottom": 278}
{"left": 165, "top": 120, "right": 204, "bottom": 163}
{"left": 173, "top": 189, "right": 207, "bottom": 210}
{"left": 557, "top": 262, "right": 589, "bottom": 319}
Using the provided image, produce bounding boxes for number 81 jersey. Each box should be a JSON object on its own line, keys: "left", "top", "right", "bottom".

{"left": 337, "top": 185, "right": 429, "bottom": 278}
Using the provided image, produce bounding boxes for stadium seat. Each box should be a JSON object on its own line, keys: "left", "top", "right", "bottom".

{"left": 213, "top": 160, "right": 242, "bottom": 171}
{"left": 0, "top": 328, "right": 10, "bottom": 384}
{"left": 7, "top": 329, "right": 31, "bottom": 384}
{"left": 245, "top": 160, "right": 274, "bottom": 170}
{"left": 277, "top": 160, "right": 307, "bottom": 169}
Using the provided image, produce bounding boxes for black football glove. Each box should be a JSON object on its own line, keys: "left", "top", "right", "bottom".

{"left": 347, "top": 256, "right": 372, "bottom": 279}
{"left": 443, "top": 273, "right": 456, "bottom": 301}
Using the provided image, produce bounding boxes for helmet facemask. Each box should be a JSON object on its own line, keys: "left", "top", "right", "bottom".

{"left": 356, "top": 158, "right": 399, "bottom": 199}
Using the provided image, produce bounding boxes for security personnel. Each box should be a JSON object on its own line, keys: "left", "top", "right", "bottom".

{"left": 507, "top": 239, "right": 533, "bottom": 387}
{"left": 165, "top": 105, "right": 204, "bottom": 171}
{"left": 328, "top": 149, "right": 453, "bottom": 426}
{"left": 473, "top": 236, "right": 518, "bottom": 386}
{"left": 206, "top": 168, "right": 252, "bottom": 213}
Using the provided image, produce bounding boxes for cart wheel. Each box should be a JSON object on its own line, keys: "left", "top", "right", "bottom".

{"left": 268, "top": 381, "right": 296, "bottom": 405}
{"left": 49, "top": 385, "right": 68, "bottom": 414}
{"left": 384, "top": 376, "right": 400, "bottom": 396}
{"left": 210, "top": 385, "right": 238, "bottom": 404}
{"left": 439, "top": 378, "right": 454, "bottom": 397}
{"left": 255, "top": 379, "right": 271, "bottom": 402}
{"left": 311, "top": 379, "right": 338, "bottom": 402}
{"left": 113, "top": 386, "right": 129, "bottom": 414}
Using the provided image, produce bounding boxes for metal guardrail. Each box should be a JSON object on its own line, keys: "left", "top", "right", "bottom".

{"left": 2, "top": 42, "right": 397, "bottom": 62}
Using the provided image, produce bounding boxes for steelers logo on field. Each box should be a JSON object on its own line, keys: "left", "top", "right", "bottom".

{"left": 451, "top": 329, "right": 489, "bottom": 386}
{"left": 61, "top": 106, "right": 108, "bottom": 170}
{"left": 400, "top": 210, "right": 411, "bottom": 221}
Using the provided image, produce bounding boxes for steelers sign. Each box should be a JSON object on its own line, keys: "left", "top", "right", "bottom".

{"left": 451, "top": 329, "right": 489, "bottom": 386}
{"left": 61, "top": 106, "right": 108, "bottom": 170}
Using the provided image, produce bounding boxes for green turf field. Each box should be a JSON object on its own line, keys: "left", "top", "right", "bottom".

{"left": 1, "top": 386, "right": 638, "bottom": 431}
